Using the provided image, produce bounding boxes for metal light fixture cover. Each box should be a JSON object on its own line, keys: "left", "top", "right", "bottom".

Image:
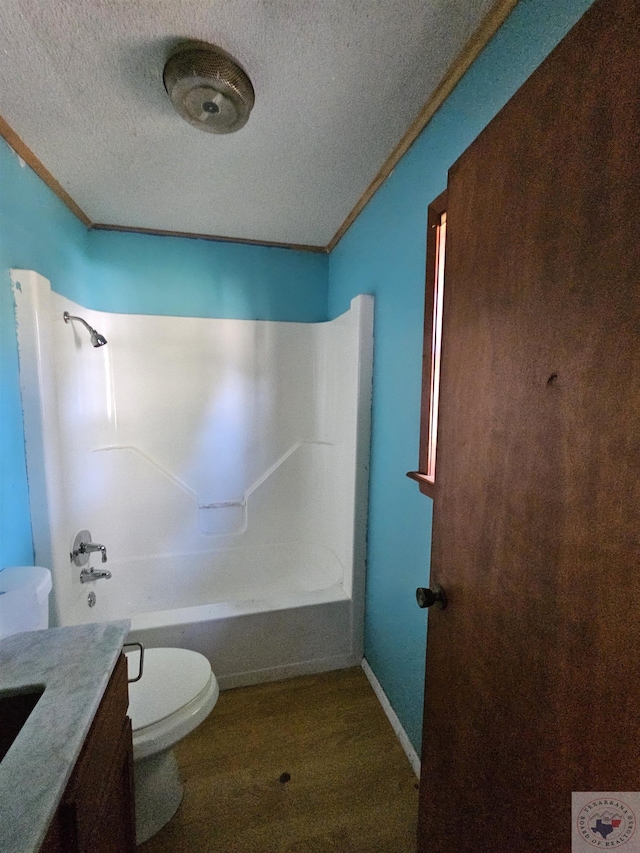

{"left": 163, "top": 42, "right": 255, "bottom": 134}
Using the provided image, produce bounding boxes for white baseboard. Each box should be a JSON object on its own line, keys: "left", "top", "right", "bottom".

{"left": 361, "top": 657, "right": 421, "bottom": 779}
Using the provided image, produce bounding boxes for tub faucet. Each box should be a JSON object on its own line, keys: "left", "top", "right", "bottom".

{"left": 80, "top": 566, "right": 112, "bottom": 583}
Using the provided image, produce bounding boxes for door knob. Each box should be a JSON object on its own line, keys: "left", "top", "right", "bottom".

{"left": 416, "top": 583, "right": 447, "bottom": 610}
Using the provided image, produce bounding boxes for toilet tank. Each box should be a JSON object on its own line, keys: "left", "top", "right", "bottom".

{"left": 0, "top": 566, "right": 52, "bottom": 639}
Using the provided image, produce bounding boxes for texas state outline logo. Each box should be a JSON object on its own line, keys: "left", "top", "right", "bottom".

{"left": 573, "top": 793, "right": 639, "bottom": 850}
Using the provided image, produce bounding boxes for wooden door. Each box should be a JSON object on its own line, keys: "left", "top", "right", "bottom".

{"left": 417, "top": 0, "right": 640, "bottom": 849}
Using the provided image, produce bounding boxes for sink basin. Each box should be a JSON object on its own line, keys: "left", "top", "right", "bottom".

{"left": 0, "top": 686, "right": 44, "bottom": 763}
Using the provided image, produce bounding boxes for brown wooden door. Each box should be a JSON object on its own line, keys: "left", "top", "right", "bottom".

{"left": 417, "top": 0, "right": 640, "bottom": 850}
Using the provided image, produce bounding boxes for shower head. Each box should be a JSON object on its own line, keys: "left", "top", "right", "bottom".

{"left": 63, "top": 311, "right": 108, "bottom": 347}
{"left": 90, "top": 329, "right": 108, "bottom": 347}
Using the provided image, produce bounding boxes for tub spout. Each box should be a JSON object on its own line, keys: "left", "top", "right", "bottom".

{"left": 80, "top": 567, "right": 112, "bottom": 583}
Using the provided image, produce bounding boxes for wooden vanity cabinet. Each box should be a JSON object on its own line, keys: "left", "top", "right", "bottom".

{"left": 40, "top": 654, "right": 136, "bottom": 853}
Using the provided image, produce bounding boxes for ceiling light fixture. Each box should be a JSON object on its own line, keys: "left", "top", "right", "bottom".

{"left": 163, "top": 42, "right": 255, "bottom": 134}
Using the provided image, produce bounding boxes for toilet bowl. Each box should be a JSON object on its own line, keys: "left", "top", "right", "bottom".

{"left": 125, "top": 647, "right": 219, "bottom": 844}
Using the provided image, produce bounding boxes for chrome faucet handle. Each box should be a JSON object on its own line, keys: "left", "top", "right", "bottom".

{"left": 78, "top": 542, "right": 108, "bottom": 560}
{"left": 89, "top": 544, "right": 108, "bottom": 563}
{"left": 70, "top": 530, "right": 108, "bottom": 566}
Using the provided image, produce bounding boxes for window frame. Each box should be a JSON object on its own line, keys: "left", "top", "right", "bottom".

{"left": 407, "top": 189, "right": 447, "bottom": 499}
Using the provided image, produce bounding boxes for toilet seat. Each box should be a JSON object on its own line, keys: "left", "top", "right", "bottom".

{"left": 126, "top": 647, "right": 219, "bottom": 760}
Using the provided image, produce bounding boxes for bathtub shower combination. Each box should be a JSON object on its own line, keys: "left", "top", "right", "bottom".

{"left": 13, "top": 270, "right": 373, "bottom": 688}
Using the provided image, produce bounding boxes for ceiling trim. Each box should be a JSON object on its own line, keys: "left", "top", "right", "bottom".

{"left": 0, "top": 113, "right": 325, "bottom": 253}
{"left": 326, "top": 0, "right": 520, "bottom": 252}
{"left": 0, "top": 111, "right": 325, "bottom": 252}
{"left": 0, "top": 0, "right": 518, "bottom": 255}
{"left": 0, "top": 114, "right": 92, "bottom": 227}
{"left": 91, "top": 223, "right": 327, "bottom": 254}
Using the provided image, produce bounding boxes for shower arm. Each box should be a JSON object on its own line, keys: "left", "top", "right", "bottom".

{"left": 63, "top": 311, "right": 95, "bottom": 334}
{"left": 63, "top": 311, "right": 108, "bottom": 347}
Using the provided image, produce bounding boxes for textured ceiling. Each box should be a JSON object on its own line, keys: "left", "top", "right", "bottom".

{"left": 0, "top": 0, "right": 496, "bottom": 247}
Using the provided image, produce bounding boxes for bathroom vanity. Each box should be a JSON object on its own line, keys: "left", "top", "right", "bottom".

{"left": 0, "top": 621, "right": 135, "bottom": 853}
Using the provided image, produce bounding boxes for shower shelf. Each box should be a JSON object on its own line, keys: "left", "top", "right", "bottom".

{"left": 92, "top": 441, "right": 333, "bottom": 534}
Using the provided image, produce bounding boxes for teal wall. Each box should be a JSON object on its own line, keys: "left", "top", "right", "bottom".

{"left": 84, "top": 230, "right": 327, "bottom": 322}
{"left": 0, "top": 140, "right": 89, "bottom": 566}
{"left": 327, "top": 0, "right": 595, "bottom": 750}
{"left": 0, "top": 137, "right": 327, "bottom": 568}
{"left": 0, "top": 0, "right": 595, "bottom": 755}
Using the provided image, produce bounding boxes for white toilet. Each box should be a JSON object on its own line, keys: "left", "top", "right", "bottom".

{"left": 0, "top": 566, "right": 52, "bottom": 639}
{"left": 125, "top": 647, "right": 219, "bottom": 844}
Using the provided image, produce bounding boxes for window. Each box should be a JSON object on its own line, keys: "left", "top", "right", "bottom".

{"left": 407, "top": 190, "right": 447, "bottom": 498}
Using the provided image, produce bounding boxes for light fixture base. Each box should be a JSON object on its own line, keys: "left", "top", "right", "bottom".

{"left": 163, "top": 43, "right": 255, "bottom": 134}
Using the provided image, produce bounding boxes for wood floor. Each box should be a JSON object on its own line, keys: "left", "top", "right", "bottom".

{"left": 139, "top": 667, "right": 419, "bottom": 852}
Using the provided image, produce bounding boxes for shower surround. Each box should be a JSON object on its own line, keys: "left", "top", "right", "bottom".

{"left": 13, "top": 270, "right": 373, "bottom": 687}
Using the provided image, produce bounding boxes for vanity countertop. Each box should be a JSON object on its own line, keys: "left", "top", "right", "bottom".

{"left": 0, "top": 620, "right": 130, "bottom": 853}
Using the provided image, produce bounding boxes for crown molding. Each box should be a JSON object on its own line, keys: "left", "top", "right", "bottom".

{"left": 91, "top": 223, "right": 327, "bottom": 253}
{"left": 0, "top": 114, "right": 91, "bottom": 227}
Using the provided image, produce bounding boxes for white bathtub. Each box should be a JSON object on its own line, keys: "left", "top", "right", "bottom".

{"left": 74, "top": 544, "right": 357, "bottom": 688}
{"left": 14, "top": 271, "right": 373, "bottom": 691}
